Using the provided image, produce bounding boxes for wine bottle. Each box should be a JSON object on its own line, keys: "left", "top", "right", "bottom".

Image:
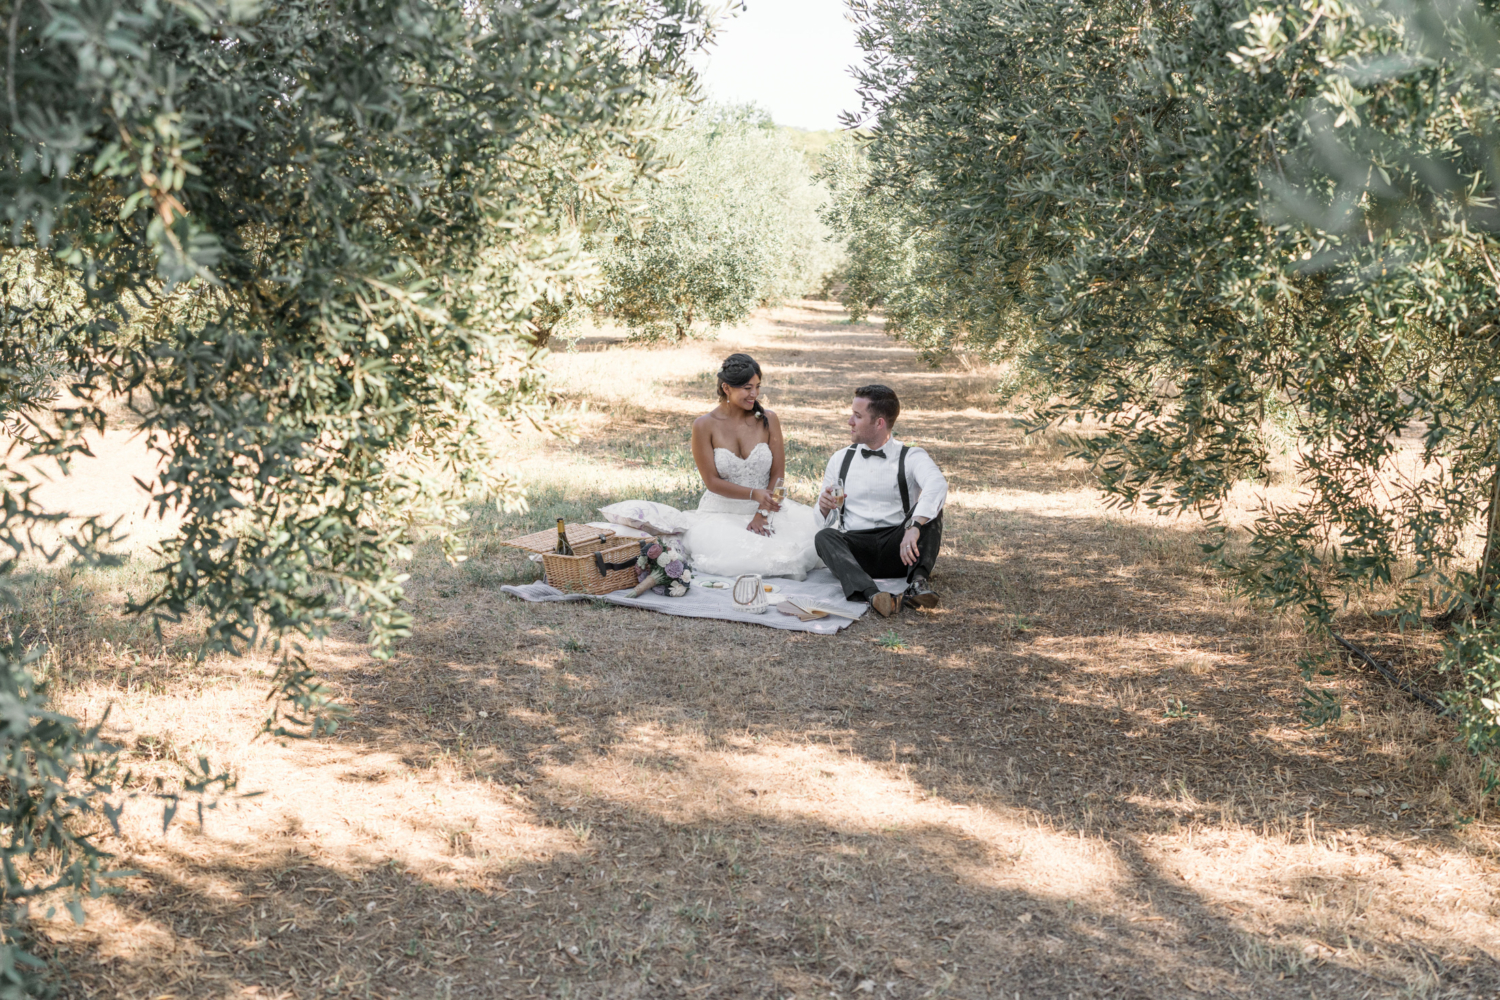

{"left": 555, "top": 518, "right": 574, "bottom": 555}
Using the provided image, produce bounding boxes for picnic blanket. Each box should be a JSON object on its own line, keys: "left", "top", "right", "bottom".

{"left": 500, "top": 568, "right": 907, "bottom": 634}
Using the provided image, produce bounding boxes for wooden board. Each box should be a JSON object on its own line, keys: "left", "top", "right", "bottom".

{"left": 780, "top": 597, "right": 860, "bottom": 621}
{"left": 778, "top": 598, "right": 830, "bottom": 622}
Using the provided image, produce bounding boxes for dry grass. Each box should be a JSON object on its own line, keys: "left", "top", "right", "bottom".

{"left": 25, "top": 300, "right": 1500, "bottom": 999}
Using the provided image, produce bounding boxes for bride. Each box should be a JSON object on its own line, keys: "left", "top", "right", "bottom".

{"left": 674, "top": 354, "right": 824, "bottom": 580}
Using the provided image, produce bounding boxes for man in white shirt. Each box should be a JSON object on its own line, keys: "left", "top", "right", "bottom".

{"left": 815, "top": 384, "right": 948, "bottom": 617}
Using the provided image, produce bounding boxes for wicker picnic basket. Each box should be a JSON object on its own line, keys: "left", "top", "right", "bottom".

{"left": 543, "top": 538, "right": 643, "bottom": 595}
{"left": 500, "top": 523, "right": 647, "bottom": 596}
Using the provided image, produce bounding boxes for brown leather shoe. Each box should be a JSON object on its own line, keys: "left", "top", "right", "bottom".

{"left": 871, "top": 591, "right": 899, "bottom": 618}
{"left": 903, "top": 580, "right": 939, "bottom": 609}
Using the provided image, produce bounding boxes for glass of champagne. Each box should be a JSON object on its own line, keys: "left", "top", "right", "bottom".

{"left": 827, "top": 478, "right": 846, "bottom": 528}
{"left": 771, "top": 477, "right": 786, "bottom": 505}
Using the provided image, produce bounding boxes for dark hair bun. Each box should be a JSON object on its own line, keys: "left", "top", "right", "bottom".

{"left": 718, "top": 353, "right": 760, "bottom": 386}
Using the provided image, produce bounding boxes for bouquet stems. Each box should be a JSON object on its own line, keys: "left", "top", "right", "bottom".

{"left": 629, "top": 571, "right": 663, "bottom": 598}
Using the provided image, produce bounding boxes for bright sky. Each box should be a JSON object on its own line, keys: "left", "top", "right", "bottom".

{"left": 693, "top": 0, "right": 868, "bottom": 132}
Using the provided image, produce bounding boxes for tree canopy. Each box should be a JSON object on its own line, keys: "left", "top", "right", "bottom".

{"left": 834, "top": 0, "right": 1500, "bottom": 743}
{"left": 591, "top": 104, "right": 836, "bottom": 340}
{"left": 0, "top": 0, "right": 710, "bottom": 986}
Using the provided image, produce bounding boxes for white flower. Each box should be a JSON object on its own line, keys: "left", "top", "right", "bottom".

{"left": 680, "top": 569, "right": 692, "bottom": 582}
{"left": 667, "top": 581, "right": 687, "bottom": 597}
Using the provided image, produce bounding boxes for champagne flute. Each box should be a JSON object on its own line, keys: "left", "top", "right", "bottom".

{"left": 826, "top": 478, "right": 846, "bottom": 528}
{"left": 771, "top": 477, "right": 786, "bottom": 504}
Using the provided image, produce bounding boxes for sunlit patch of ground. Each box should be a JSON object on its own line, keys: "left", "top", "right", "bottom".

{"left": 33, "top": 301, "right": 1500, "bottom": 999}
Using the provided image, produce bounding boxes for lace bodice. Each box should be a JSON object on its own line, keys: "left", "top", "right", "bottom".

{"left": 697, "top": 443, "right": 771, "bottom": 516}
{"left": 713, "top": 442, "right": 772, "bottom": 491}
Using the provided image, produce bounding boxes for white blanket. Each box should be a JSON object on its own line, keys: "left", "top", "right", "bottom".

{"left": 500, "top": 568, "right": 906, "bottom": 634}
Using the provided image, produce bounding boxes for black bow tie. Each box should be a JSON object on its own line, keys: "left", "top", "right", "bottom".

{"left": 861, "top": 448, "right": 886, "bottom": 459}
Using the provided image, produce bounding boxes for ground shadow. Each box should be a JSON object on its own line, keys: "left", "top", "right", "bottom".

{"left": 65, "top": 502, "right": 1474, "bottom": 997}
{"left": 48, "top": 759, "right": 1492, "bottom": 999}
{"left": 44, "top": 304, "right": 1498, "bottom": 999}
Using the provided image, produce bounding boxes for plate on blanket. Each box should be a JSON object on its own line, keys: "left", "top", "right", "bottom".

{"left": 694, "top": 578, "right": 781, "bottom": 593}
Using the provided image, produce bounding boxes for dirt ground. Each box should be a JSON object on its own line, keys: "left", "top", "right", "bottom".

{"left": 32, "top": 301, "right": 1500, "bottom": 999}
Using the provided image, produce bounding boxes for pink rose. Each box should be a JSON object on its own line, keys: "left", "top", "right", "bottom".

{"left": 646, "top": 542, "right": 663, "bottom": 560}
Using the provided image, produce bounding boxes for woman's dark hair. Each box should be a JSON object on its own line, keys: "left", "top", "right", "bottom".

{"left": 855, "top": 383, "right": 900, "bottom": 429}
{"left": 716, "top": 353, "right": 767, "bottom": 426}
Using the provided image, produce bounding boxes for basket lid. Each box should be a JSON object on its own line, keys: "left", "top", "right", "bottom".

{"left": 502, "top": 523, "right": 616, "bottom": 555}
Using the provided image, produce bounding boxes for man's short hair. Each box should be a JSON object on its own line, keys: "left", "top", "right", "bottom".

{"left": 855, "top": 384, "right": 900, "bottom": 429}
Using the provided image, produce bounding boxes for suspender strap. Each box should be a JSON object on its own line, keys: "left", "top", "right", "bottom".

{"left": 836, "top": 444, "right": 915, "bottom": 529}
{"left": 836, "top": 446, "right": 858, "bottom": 528}
{"left": 837, "top": 445, "right": 858, "bottom": 483}
{"left": 897, "top": 445, "right": 912, "bottom": 520}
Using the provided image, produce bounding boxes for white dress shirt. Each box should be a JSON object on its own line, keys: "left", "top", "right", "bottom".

{"left": 821, "top": 436, "right": 948, "bottom": 532}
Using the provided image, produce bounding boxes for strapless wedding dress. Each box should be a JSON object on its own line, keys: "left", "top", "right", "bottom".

{"left": 677, "top": 443, "right": 824, "bottom": 581}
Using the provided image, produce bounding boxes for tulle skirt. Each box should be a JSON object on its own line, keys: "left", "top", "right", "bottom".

{"left": 677, "top": 492, "right": 825, "bottom": 581}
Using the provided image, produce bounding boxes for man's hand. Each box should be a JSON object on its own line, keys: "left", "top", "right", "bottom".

{"left": 748, "top": 512, "right": 774, "bottom": 536}
{"left": 817, "top": 486, "right": 838, "bottom": 516}
{"left": 900, "top": 525, "right": 921, "bottom": 566}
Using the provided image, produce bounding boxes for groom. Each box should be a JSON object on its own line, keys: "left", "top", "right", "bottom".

{"left": 815, "top": 384, "right": 948, "bottom": 618}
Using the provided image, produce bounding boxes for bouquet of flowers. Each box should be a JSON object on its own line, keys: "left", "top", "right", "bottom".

{"left": 629, "top": 539, "right": 692, "bottom": 597}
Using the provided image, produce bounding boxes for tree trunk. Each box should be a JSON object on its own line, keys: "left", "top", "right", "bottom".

{"left": 1477, "top": 460, "right": 1500, "bottom": 617}
{"left": 1442, "top": 450, "right": 1500, "bottom": 625}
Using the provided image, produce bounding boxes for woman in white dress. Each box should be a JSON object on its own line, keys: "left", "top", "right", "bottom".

{"left": 676, "top": 354, "right": 824, "bottom": 580}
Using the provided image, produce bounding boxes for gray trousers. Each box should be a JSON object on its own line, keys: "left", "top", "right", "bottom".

{"left": 814, "top": 513, "right": 943, "bottom": 602}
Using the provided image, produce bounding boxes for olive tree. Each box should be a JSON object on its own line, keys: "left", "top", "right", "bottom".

{"left": 817, "top": 139, "right": 911, "bottom": 323}
{"left": 592, "top": 104, "right": 834, "bottom": 340}
{"left": 840, "top": 0, "right": 1500, "bottom": 744}
{"left": 0, "top": 0, "right": 709, "bottom": 986}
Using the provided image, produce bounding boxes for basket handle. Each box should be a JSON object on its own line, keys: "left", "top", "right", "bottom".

{"left": 594, "top": 552, "right": 638, "bottom": 576}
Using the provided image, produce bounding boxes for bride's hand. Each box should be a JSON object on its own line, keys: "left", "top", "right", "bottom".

{"left": 750, "top": 488, "right": 782, "bottom": 513}
{"left": 748, "top": 512, "right": 774, "bottom": 536}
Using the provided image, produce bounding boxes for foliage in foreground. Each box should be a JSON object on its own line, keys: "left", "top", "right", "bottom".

{"left": 592, "top": 105, "right": 838, "bottom": 341}
{"left": 837, "top": 0, "right": 1500, "bottom": 747}
{"left": 0, "top": 0, "right": 709, "bottom": 987}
